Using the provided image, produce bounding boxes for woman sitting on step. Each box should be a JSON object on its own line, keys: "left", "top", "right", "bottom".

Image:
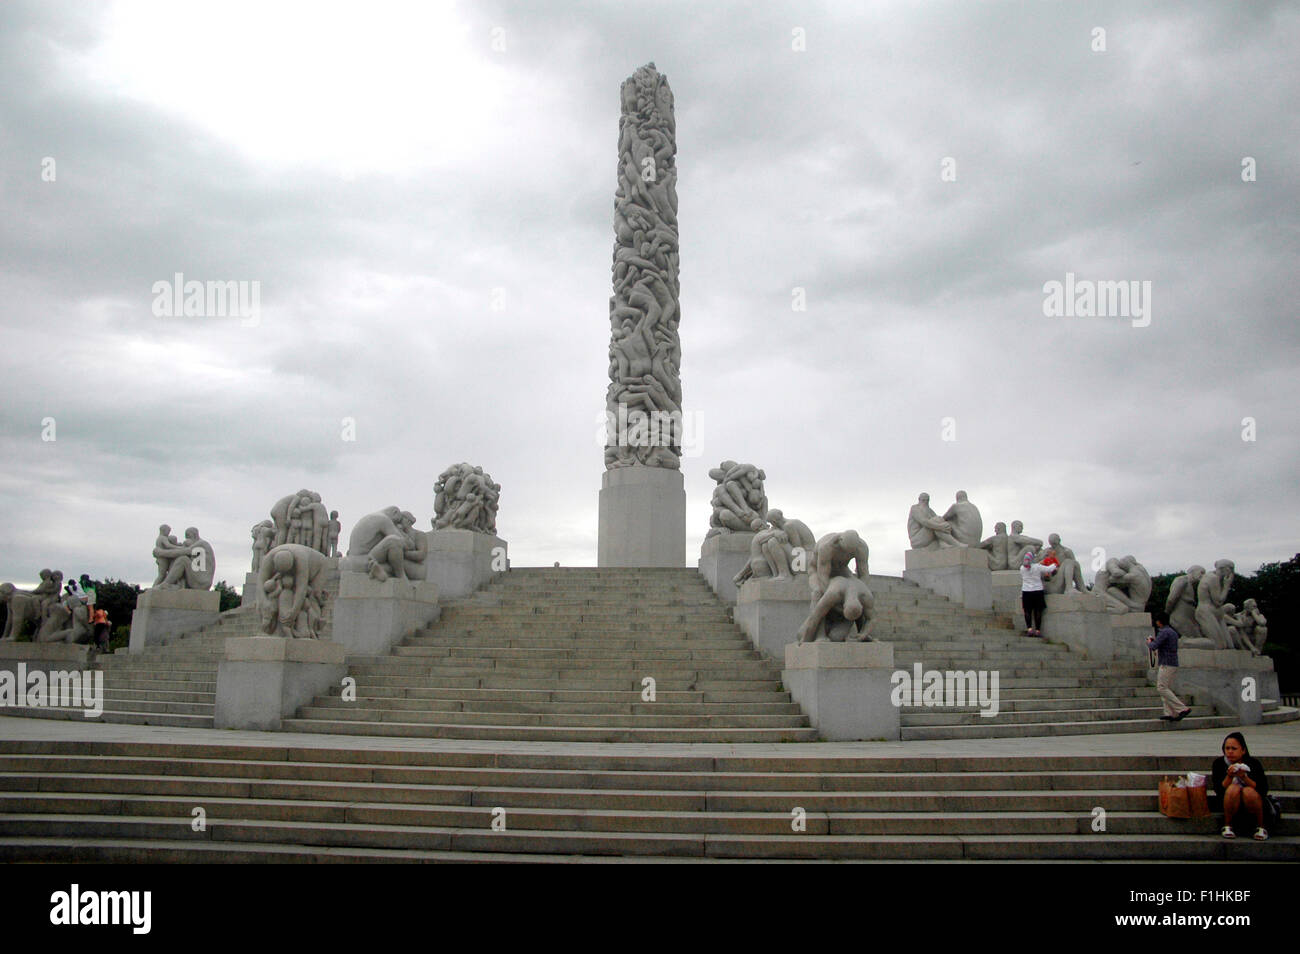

{"left": 1211, "top": 732, "right": 1272, "bottom": 841}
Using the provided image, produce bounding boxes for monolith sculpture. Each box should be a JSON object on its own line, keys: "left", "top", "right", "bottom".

{"left": 598, "top": 62, "right": 686, "bottom": 567}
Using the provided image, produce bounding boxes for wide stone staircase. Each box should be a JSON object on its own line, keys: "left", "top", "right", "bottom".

{"left": 863, "top": 576, "right": 1287, "bottom": 739}
{"left": 283, "top": 568, "right": 817, "bottom": 743}
{"left": 0, "top": 738, "right": 1294, "bottom": 861}
{"left": 2, "top": 567, "right": 1291, "bottom": 739}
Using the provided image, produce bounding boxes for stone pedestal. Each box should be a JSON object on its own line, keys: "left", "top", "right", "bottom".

{"left": 330, "top": 572, "right": 440, "bottom": 656}
{"left": 698, "top": 532, "right": 756, "bottom": 604}
{"left": 1110, "top": 612, "right": 1153, "bottom": 663}
{"left": 425, "top": 530, "right": 507, "bottom": 598}
{"left": 129, "top": 588, "right": 221, "bottom": 653}
{"left": 735, "top": 577, "right": 809, "bottom": 660}
{"left": 241, "top": 571, "right": 259, "bottom": 608}
{"left": 1038, "top": 591, "right": 1110, "bottom": 658}
{"left": 902, "top": 548, "right": 992, "bottom": 610}
{"left": 1155, "top": 649, "right": 1280, "bottom": 725}
{"left": 991, "top": 570, "right": 1023, "bottom": 628}
{"left": 597, "top": 466, "right": 686, "bottom": 567}
{"left": 214, "top": 637, "right": 347, "bottom": 731}
{"left": 782, "top": 641, "right": 899, "bottom": 741}
{"left": 0, "top": 641, "right": 96, "bottom": 675}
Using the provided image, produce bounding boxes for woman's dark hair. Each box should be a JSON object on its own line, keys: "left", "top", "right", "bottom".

{"left": 1222, "top": 731, "right": 1250, "bottom": 757}
{"left": 1153, "top": 612, "right": 1169, "bottom": 626}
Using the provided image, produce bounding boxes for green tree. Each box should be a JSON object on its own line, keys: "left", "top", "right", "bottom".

{"left": 213, "top": 580, "right": 242, "bottom": 613}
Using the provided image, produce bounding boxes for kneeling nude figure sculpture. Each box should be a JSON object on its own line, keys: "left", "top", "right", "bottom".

{"left": 796, "top": 530, "right": 874, "bottom": 643}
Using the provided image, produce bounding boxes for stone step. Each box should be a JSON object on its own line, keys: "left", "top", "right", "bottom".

{"left": 0, "top": 706, "right": 213, "bottom": 728}
{"left": 2, "top": 791, "right": 1294, "bottom": 838}
{"left": 901, "top": 713, "right": 1240, "bottom": 740}
{"left": 294, "top": 706, "right": 810, "bottom": 729}
{"left": 322, "top": 685, "right": 792, "bottom": 704}
{"left": 334, "top": 674, "right": 785, "bottom": 691}
{"left": 0, "top": 815, "right": 1293, "bottom": 861}
{"left": 900, "top": 705, "right": 1176, "bottom": 727}
{"left": 344, "top": 662, "right": 783, "bottom": 679}
{"left": 382, "top": 646, "right": 764, "bottom": 662}
{"left": 310, "top": 696, "right": 802, "bottom": 716}
{"left": 277, "top": 719, "right": 820, "bottom": 743}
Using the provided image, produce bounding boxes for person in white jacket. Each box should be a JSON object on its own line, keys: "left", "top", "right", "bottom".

{"left": 1019, "top": 551, "right": 1057, "bottom": 636}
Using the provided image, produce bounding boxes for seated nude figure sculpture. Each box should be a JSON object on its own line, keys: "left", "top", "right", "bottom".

{"left": 795, "top": 530, "right": 874, "bottom": 644}
{"left": 1223, "top": 599, "right": 1267, "bottom": 655}
{"left": 979, "top": 522, "right": 1013, "bottom": 570}
{"left": 1094, "top": 555, "right": 1152, "bottom": 614}
{"left": 907, "top": 493, "right": 965, "bottom": 549}
{"left": 0, "top": 583, "right": 42, "bottom": 641}
{"left": 732, "top": 510, "right": 817, "bottom": 587}
{"left": 1040, "top": 533, "right": 1086, "bottom": 594}
{"left": 1166, "top": 565, "right": 1206, "bottom": 641}
{"left": 154, "top": 527, "right": 216, "bottom": 591}
{"left": 1195, "top": 559, "right": 1236, "bottom": 650}
{"left": 346, "top": 507, "right": 427, "bottom": 582}
{"left": 1008, "top": 521, "right": 1042, "bottom": 567}
{"left": 942, "top": 491, "right": 983, "bottom": 547}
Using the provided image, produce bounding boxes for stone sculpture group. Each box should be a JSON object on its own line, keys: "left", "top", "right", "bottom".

{"left": 1165, "top": 560, "right": 1263, "bottom": 652}
{"left": 978, "top": 521, "right": 1043, "bottom": 570}
{"left": 0, "top": 569, "right": 92, "bottom": 644}
{"left": 733, "top": 510, "right": 817, "bottom": 586}
{"left": 347, "top": 507, "right": 428, "bottom": 582}
{"left": 253, "top": 491, "right": 339, "bottom": 571}
{"left": 257, "top": 543, "right": 331, "bottom": 639}
{"left": 706, "top": 461, "right": 768, "bottom": 537}
{"left": 1094, "top": 555, "right": 1153, "bottom": 613}
{"left": 797, "top": 531, "right": 874, "bottom": 644}
{"left": 151, "top": 525, "right": 215, "bottom": 591}
{"left": 432, "top": 463, "right": 500, "bottom": 535}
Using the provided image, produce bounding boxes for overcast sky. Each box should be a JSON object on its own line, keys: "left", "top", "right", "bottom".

{"left": 2, "top": 0, "right": 1297, "bottom": 589}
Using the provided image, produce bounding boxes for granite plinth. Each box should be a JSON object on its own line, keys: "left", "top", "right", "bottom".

{"left": 734, "top": 577, "right": 810, "bottom": 660}
{"left": 214, "top": 636, "right": 348, "bottom": 731}
{"left": 129, "top": 587, "right": 221, "bottom": 653}
{"left": 991, "top": 570, "right": 1023, "bottom": 628}
{"left": 782, "top": 641, "right": 899, "bottom": 742}
{"left": 1150, "top": 651, "right": 1279, "bottom": 726}
{"left": 425, "top": 530, "right": 508, "bottom": 598}
{"left": 0, "top": 641, "right": 95, "bottom": 674}
{"left": 902, "top": 547, "right": 992, "bottom": 610}
{"left": 598, "top": 466, "right": 686, "bottom": 567}
{"left": 698, "top": 532, "right": 756, "bottom": 604}
{"left": 330, "top": 572, "right": 440, "bottom": 656}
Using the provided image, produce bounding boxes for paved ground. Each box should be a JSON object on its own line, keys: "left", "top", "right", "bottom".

{"left": 2, "top": 714, "right": 1296, "bottom": 759}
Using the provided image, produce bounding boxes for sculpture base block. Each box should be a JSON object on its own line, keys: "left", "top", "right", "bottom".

{"left": 425, "top": 530, "right": 507, "bottom": 598}
{"left": 214, "top": 636, "right": 347, "bottom": 731}
{"left": 0, "top": 641, "right": 96, "bottom": 675}
{"left": 735, "top": 577, "right": 809, "bottom": 659}
{"left": 991, "top": 570, "right": 1023, "bottom": 628}
{"left": 330, "top": 572, "right": 440, "bottom": 656}
{"left": 782, "top": 641, "right": 899, "bottom": 741}
{"left": 1039, "top": 595, "right": 1112, "bottom": 659}
{"left": 241, "top": 571, "right": 259, "bottom": 607}
{"left": 597, "top": 466, "right": 686, "bottom": 567}
{"left": 1149, "top": 651, "right": 1279, "bottom": 726}
{"left": 698, "top": 532, "right": 756, "bottom": 604}
{"left": 902, "top": 548, "right": 992, "bottom": 610}
{"left": 129, "top": 588, "right": 221, "bottom": 654}
{"left": 1111, "top": 612, "right": 1154, "bottom": 662}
